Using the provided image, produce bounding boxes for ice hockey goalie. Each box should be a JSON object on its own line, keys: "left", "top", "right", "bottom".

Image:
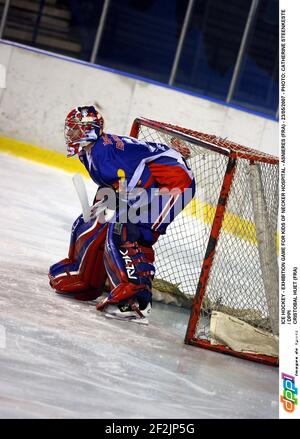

{"left": 48, "top": 106, "right": 195, "bottom": 324}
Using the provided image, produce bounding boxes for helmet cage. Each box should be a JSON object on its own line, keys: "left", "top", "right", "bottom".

{"left": 64, "top": 106, "right": 104, "bottom": 157}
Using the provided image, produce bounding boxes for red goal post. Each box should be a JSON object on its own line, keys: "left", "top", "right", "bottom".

{"left": 130, "top": 117, "right": 279, "bottom": 366}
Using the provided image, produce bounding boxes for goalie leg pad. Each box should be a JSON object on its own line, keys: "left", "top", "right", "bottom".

{"left": 48, "top": 217, "right": 108, "bottom": 298}
{"left": 100, "top": 223, "right": 155, "bottom": 310}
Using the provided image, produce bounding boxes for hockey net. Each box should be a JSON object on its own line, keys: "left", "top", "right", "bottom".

{"left": 130, "top": 118, "right": 279, "bottom": 366}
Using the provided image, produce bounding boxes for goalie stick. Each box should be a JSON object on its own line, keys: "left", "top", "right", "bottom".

{"left": 72, "top": 173, "right": 91, "bottom": 223}
{"left": 72, "top": 173, "right": 115, "bottom": 223}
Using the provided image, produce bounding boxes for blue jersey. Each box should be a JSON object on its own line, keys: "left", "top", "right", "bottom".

{"left": 78, "top": 133, "right": 192, "bottom": 191}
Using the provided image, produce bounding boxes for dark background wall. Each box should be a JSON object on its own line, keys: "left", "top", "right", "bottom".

{"left": 0, "top": 0, "right": 279, "bottom": 117}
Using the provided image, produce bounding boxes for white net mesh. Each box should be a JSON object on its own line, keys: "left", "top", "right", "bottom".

{"left": 133, "top": 119, "right": 279, "bottom": 361}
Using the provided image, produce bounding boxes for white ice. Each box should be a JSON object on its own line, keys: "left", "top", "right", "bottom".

{"left": 0, "top": 153, "right": 278, "bottom": 419}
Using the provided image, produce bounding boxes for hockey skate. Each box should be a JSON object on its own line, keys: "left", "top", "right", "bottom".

{"left": 104, "top": 301, "right": 151, "bottom": 325}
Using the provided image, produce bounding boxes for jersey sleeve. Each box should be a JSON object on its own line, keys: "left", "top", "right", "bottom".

{"left": 147, "top": 156, "right": 194, "bottom": 192}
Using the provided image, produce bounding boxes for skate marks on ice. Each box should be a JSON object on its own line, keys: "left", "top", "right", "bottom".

{"left": 0, "top": 305, "right": 278, "bottom": 419}
{"left": 0, "top": 153, "right": 278, "bottom": 418}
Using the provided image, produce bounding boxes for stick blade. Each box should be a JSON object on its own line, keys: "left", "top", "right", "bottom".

{"left": 72, "top": 173, "right": 91, "bottom": 223}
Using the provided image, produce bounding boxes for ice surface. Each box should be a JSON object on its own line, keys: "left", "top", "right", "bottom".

{"left": 0, "top": 153, "right": 278, "bottom": 419}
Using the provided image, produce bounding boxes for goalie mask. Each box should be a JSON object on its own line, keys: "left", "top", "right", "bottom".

{"left": 64, "top": 106, "right": 104, "bottom": 157}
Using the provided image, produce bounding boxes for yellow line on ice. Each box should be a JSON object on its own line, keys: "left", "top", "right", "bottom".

{"left": 184, "top": 199, "right": 257, "bottom": 244}
{"left": 0, "top": 136, "right": 89, "bottom": 177}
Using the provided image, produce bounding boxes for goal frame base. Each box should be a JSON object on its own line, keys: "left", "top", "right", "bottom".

{"left": 186, "top": 338, "right": 279, "bottom": 366}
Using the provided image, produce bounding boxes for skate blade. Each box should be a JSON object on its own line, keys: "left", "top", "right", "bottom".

{"left": 104, "top": 313, "right": 149, "bottom": 325}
